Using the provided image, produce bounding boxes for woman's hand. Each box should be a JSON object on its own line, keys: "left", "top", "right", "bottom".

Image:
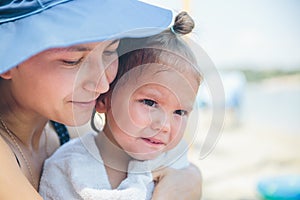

{"left": 152, "top": 163, "right": 202, "bottom": 200}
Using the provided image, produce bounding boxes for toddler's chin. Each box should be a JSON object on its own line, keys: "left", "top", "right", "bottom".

{"left": 128, "top": 151, "right": 161, "bottom": 161}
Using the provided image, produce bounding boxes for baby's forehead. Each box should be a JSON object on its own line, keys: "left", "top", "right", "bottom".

{"left": 130, "top": 64, "right": 198, "bottom": 89}
{"left": 136, "top": 63, "right": 197, "bottom": 81}
{"left": 149, "top": 54, "right": 200, "bottom": 81}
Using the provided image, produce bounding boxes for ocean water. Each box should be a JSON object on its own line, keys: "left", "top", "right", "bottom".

{"left": 240, "top": 82, "right": 300, "bottom": 134}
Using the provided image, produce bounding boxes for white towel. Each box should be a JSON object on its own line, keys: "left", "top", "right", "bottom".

{"left": 39, "top": 132, "right": 189, "bottom": 200}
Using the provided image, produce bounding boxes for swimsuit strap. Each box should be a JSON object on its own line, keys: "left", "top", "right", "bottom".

{"left": 15, "top": 154, "right": 21, "bottom": 167}
{"left": 50, "top": 121, "right": 70, "bottom": 145}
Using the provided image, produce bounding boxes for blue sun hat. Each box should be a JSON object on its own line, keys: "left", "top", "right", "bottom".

{"left": 0, "top": 0, "right": 173, "bottom": 74}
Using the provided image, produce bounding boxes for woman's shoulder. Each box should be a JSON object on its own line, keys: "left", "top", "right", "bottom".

{"left": 0, "top": 133, "right": 20, "bottom": 169}
{"left": 0, "top": 133, "right": 17, "bottom": 164}
{"left": 0, "top": 135, "right": 42, "bottom": 199}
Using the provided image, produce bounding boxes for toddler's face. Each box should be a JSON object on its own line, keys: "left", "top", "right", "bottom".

{"left": 106, "top": 64, "right": 199, "bottom": 160}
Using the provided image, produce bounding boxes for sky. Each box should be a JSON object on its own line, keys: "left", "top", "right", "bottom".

{"left": 142, "top": 0, "right": 300, "bottom": 70}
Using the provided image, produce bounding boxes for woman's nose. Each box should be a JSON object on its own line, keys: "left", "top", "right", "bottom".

{"left": 96, "top": 72, "right": 110, "bottom": 93}
{"left": 84, "top": 70, "right": 110, "bottom": 94}
{"left": 83, "top": 56, "right": 111, "bottom": 95}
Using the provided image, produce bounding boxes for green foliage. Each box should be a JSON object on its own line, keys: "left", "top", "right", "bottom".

{"left": 223, "top": 68, "right": 300, "bottom": 82}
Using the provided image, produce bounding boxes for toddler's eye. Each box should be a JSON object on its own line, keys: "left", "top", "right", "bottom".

{"left": 174, "top": 110, "right": 188, "bottom": 116}
{"left": 140, "top": 99, "right": 157, "bottom": 107}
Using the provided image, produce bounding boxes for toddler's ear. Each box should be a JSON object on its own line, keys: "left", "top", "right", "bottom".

{"left": 95, "top": 99, "right": 107, "bottom": 113}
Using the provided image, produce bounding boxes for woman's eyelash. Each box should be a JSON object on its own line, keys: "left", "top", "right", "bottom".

{"left": 62, "top": 57, "right": 83, "bottom": 65}
{"left": 104, "top": 50, "right": 117, "bottom": 56}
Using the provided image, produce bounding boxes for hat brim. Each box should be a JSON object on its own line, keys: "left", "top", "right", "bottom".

{"left": 0, "top": 0, "right": 172, "bottom": 73}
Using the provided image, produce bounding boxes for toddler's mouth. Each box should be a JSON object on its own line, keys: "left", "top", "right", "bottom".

{"left": 141, "top": 137, "right": 164, "bottom": 145}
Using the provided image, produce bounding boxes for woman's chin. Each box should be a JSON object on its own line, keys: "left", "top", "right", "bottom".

{"left": 63, "top": 116, "right": 91, "bottom": 127}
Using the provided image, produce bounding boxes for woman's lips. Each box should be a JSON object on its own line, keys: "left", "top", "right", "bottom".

{"left": 71, "top": 100, "right": 96, "bottom": 108}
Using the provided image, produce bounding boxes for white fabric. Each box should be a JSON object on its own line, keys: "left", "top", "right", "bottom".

{"left": 39, "top": 132, "right": 189, "bottom": 200}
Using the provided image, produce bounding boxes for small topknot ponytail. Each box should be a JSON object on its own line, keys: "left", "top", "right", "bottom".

{"left": 171, "top": 11, "right": 195, "bottom": 35}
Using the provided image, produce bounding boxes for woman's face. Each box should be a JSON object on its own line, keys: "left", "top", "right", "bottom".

{"left": 8, "top": 40, "right": 119, "bottom": 126}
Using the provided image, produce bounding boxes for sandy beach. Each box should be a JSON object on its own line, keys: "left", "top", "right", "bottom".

{"left": 188, "top": 77, "right": 300, "bottom": 200}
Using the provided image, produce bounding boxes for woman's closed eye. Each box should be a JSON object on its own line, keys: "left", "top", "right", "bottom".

{"left": 139, "top": 99, "right": 157, "bottom": 108}
{"left": 61, "top": 57, "right": 84, "bottom": 67}
{"left": 103, "top": 40, "right": 119, "bottom": 57}
{"left": 103, "top": 50, "right": 118, "bottom": 65}
{"left": 103, "top": 50, "right": 117, "bottom": 57}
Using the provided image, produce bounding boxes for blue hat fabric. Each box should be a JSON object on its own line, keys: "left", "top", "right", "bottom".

{"left": 0, "top": 0, "right": 72, "bottom": 24}
{"left": 0, "top": 0, "right": 172, "bottom": 73}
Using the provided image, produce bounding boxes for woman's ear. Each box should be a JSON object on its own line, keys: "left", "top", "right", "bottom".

{"left": 95, "top": 99, "right": 107, "bottom": 113}
{"left": 0, "top": 70, "right": 12, "bottom": 79}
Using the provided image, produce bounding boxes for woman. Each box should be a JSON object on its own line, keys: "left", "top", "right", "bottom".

{"left": 0, "top": 0, "right": 202, "bottom": 199}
